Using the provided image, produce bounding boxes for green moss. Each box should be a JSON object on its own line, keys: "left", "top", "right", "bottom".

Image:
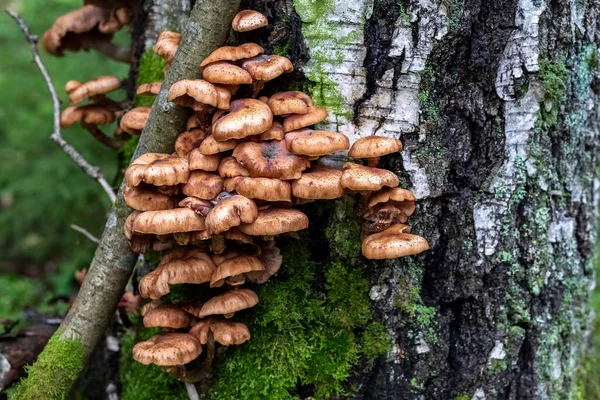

{"left": 538, "top": 58, "right": 567, "bottom": 127}
{"left": 454, "top": 394, "right": 470, "bottom": 400}
{"left": 441, "top": 0, "right": 465, "bottom": 28}
{"left": 362, "top": 322, "right": 392, "bottom": 364}
{"left": 10, "top": 330, "right": 84, "bottom": 400}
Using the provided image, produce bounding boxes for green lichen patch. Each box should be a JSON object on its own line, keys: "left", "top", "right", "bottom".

{"left": 538, "top": 58, "right": 567, "bottom": 128}
{"left": 10, "top": 330, "right": 84, "bottom": 400}
{"left": 135, "top": 50, "right": 166, "bottom": 105}
{"left": 362, "top": 322, "right": 392, "bottom": 364}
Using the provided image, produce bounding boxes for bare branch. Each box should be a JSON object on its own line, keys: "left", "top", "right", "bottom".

{"left": 82, "top": 124, "right": 124, "bottom": 150}
{"left": 70, "top": 224, "right": 100, "bottom": 244}
{"left": 6, "top": 9, "right": 117, "bottom": 203}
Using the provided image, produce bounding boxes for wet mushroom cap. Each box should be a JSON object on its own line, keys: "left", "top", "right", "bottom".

{"left": 292, "top": 165, "right": 344, "bottom": 200}
{"left": 167, "top": 79, "right": 221, "bottom": 109}
{"left": 174, "top": 129, "right": 207, "bottom": 158}
{"left": 232, "top": 10, "right": 268, "bottom": 32}
{"left": 154, "top": 31, "right": 181, "bottom": 63}
{"left": 212, "top": 99, "right": 273, "bottom": 141}
{"left": 200, "top": 43, "right": 264, "bottom": 67}
{"left": 123, "top": 185, "right": 178, "bottom": 211}
{"left": 284, "top": 129, "right": 350, "bottom": 157}
{"left": 238, "top": 208, "right": 308, "bottom": 236}
{"left": 241, "top": 55, "right": 294, "bottom": 82}
{"left": 205, "top": 194, "right": 259, "bottom": 235}
{"left": 267, "top": 91, "right": 312, "bottom": 116}
{"left": 283, "top": 106, "right": 328, "bottom": 132}
{"left": 340, "top": 162, "right": 399, "bottom": 191}
{"left": 181, "top": 171, "right": 224, "bottom": 200}
{"left": 348, "top": 136, "right": 403, "bottom": 159}
{"left": 120, "top": 106, "right": 151, "bottom": 135}
{"left": 235, "top": 177, "right": 292, "bottom": 202}
{"left": 132, "top": 333, "right": 201, "bottom": 366}
{"left": 143, "top": 303, "right": 190, "bottom": 329}
{"left": 196, "top": 288, "right": 259, "bottom": 318}
{"left": 132, "top": 208, "right": 206, "bottom": 235}
{"left": 189, "top": 150, "right": 221, "bottom": 171}
{"left": 125, "top": 153, "right": 189, "bottom": 187}
{"left": 232, "top": 140, "right": 310, "bottom": 180}
{"left": 198, "top": 135, "right": 239, "bottom": 155}
{"left": 136, "top": 82, "right": 162, "bottom": 96}
{"left": 68, "top": 75, "right": 121, "bottom": 105}
{"left": 60, "top": 105, "right": 115, "bottom": 128}
{"left": 210, "top": 255, "right": 264, "bottom": 287}
{"left": 218, "top": 156, "right": 250, "bottom": 178}
{"left": 362, "top": 226, "right": 429, "bottom": 259}
{"left": 202, "top": 62, "right": 253, "bottom": 85}
{"left": 259, "top": 120, "right": 285, "bottom": 141}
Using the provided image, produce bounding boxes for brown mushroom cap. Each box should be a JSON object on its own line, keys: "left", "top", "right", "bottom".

{"left": 60, "top": 105, "right": 115, "bottom": 128}
{"left": 340, "top": 162, "right": 399, "bottom": 191}
{"left": 133, "top": 333, "right": 201, "bottom": 366}
{"left": 362, "top": 225, "right": 429, "bottom": 259}
{"left": 212, "top": 99, "right": 273, "bottom": 141}
{"left": 202, "top": 62, "right": 253, "bottom": 85}
{"left": 235, "top": 177, "right": 292, "bottom": 202}
{"left": 154, "top": 31, "right": 181, "bottom": 63}
{"left": 292, "top": 165, "right": 344, "bottom": 200}
{"left": 178, "top": 197, "right": 213, "bottom": 216}
{"left": 210, "top": 255, "right": 264, "bottom": 287}
{"left": 123, "top": 185, "right": 177, "bottom": 211}
{"left": 223, "top": 228, "right": 254, "bottom": 245}
{"left": 189, "top": 318, "right": 251, "bottom": 346}
{"left": 120, "top": 106, "right": 151, "bottom": 135}
{"left": 200, "top": 43, "right": 264, "bottom": 67}
{"left": 348, "top": 136, "right": 403, "bottom": 159}
{"left": 218, "top": 156, "right": 250, "bottom": 178}
{"left": 283, "top": 106, "right": 328, "bottom": 132}
{"left": 125, "top": 153, "right": 189, "bottom": 187}
{"left": 196, "top": 289, "right": 259, "bottom": 318}
{"left": 284, "top": 129, "right": 350, "bottom": 157}
{"left": 167, "top": 79, "right": 223, "bottom": 109}
{"left": 174, "top": 129, "right": 207, "bottom": 158}
{"left": 205, "top": 194, "right": 259, "bottom": 235}
{"left": 267, "top": 91, "right": 312, "bottom": 116}
{"left": 132, "top": 208, "right": 206, "bottom": 235}
{"left": 138, "top": 248, "right": 215, "bottom": 299}
{"left": 214, "top": 85, "right": 232, "bottom": 109}
{"left": 366, "top": 188, "right": 416, "bottom": 219}
{"left": 199, "top": 135, "right": 239, "bottom": 155}
{"left": 173, "top": 230, "right": 211, "bottom": 246}
{"left": 189, "top": 150, "right": 221, "bottom": 171}
{"left": 136, "top": 82, "right": 162, "bottom": 96}
{"left": 241, "top": 55, "right": 294, "bottom": 82}
{"left": 232, "top": 10, "right": 268, "bottom": 32}
{"left": 259, "top": 120, "right": 285, "bottom": 141}
{"left": 181, "top": 171, "right": 224, "bottom": 200}
{"left": 65, "top": 80, "right": 82, "bottom": 93}
{"left": 124, "top": 211, "right": 153, "bottom": 253}
{"left": 246, "top": 244, "right": 282, "bottom": 284}
{"left": 143, "top": 303, "right": 190, "bottom": 329}
{"left": 68, "top": 75, "right": 121, "bottom": 105}
{"left": 232, "top": 140, "right": 310, "bottom": 180}
{"left": 238, "top": 208, "right": 308, "bottom": 236}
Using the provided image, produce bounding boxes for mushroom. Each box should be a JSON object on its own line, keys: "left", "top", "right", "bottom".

{"left": 205, "top": 194, "right": 259, "bottom": 235}
{"left": 190, "top": 318, "right": 251, "bottom": 347}
{"left": 238, "top": 208, "right": 308, "bottom": 236}
{"left": 340, "top": 162, "right": 399, "bottom": 191}
{"left": 178, "top": 196, "right": 214, "bottom": 216}
{"left": 232, "top": 10, "right": 268, "bottom": 32}
{"left": 142, "top": 303, "right": 190, "bottom": 329}
{"left": 210, "top": 255, "right": 264, "bottom": 287}
{"left": 195, "top": 289, "right": 259, "bottom": 318}
{"left": 123, "top": 185, "right": 178, "bottom": 211}
{"left": 136, "top": 82, "right": 162, "bottom": 96}
{"left": 241, "top": 55, "right": 294, "bottom": 96}
{"left": 138, "top": 248, "right": 215, "bottom": 299}
{"left": 125, "top": 153, "right": 189, "bottom": 187}
{"left": 181, "top": 171, "right": 224, "bottom": 200}
{"left": 284, "top": 129, "right": 350, "bottom": 157}
{"left": 174, "top": 129, "right": 207, "bottom": 158}
{"left": 218, "top": 156, "right": 250, "bottom": 178}
{"left": 200, "top": 43, "right": 264, "bottom": 67}
{"left": 246, "top": 244, "right": 282, "bottom": 284}
{"left": 198, "top": 135, "right": 239, "bottom": 155}
{"left": 68, "top": 75, "right": 121, "bottom": 105}
{"left": 167, "top": 79, "right": 228, "bottom": 110}
{"left": 292, "top": 165, "right": 344, "bottom": 200}
{"left": 189, "top": 150, "right": 221, "bottom": 172}
{"left": 173, "top": 230, "right": 211, "bottom": 246}
{"left": 132, "top": 208, "right": 206, "bottom": 235}
{"left": 154, "top": 31, "right": 181, "bottom": 64}
{"left": 348, "top": 136, "right": 403, "bottom": 167}
{"left": 132, "top": 333, "right": 202, "bottom": 366}
{"left": 234, "top": 177, "right": 292, "bottom": 203}
{"left": 363, "top": 187, "right": 416, "bottom": 230}
{"left": 120, "top": 106, "right": 151, "bottom": 135}
{"left": 283, "top": 106, "right": 328, "bottom": 132}
{"left": 60, "top": 105, "right": 115, "bottom": 128}
{"left": 362, "top": 224, "right": 429, "bottom": 259}
{"left": 212, "top": 99, "right": 273, "bottom": 141}
{"left": 202, "top": 62, "right": 253, "bottom": 85}
{"left": 259, "top": 120, "right": 285, "bottom": 141}
{"left": 124, "top": 211, "right": 153, "bottom": 253}
{"left": 267, "top": 91, "right": 312, "bottom": 116}
{"left": 232, "top": 140, "right": 310, "bottom": 180}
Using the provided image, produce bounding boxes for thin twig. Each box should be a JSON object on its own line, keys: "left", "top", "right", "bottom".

{"left": 6, "top": 10, "right": 117, "bottom": 203}
{"left": 83, "top": 124, "right": 124, "bottom": 150}
{"left": 70, "top": 224, "right": 100, "bottom": 244}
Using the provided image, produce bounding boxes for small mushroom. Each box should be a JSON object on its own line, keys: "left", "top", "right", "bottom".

{"left": 340, "top": 162, "right": 399, "bottom": 191}
{"left": 267, "top": 91, "right": 312, "bottom": 116}
{"left": 283, "top": 106, "right": 328, "bottom": 132}
{"left": 189, "top": 318, "right": 251, "bottom": 346}
{"left": 123, "top": 185, "right": 178, "bottom": 211}
{"left": 202, "top": 62, "right": 253, "bottom": 85}
{"left": 364, "top": 188, "right": 416, "bottom": 223}
{"left": 154, "top": 31, "right": 181, "bottom": 64}
{"left": 232, "top": 10, "right": 268, "bottom": 32}
{"left": 143, "top": 303, "right": 190, "bottom": 329}
{"left": 238, "top": 208, "right": 308, "bottom": 236}
{"left": 198, "top": 135, "right": 239, "bottom": 155}
{"left": 212, "top": 99, "right": 273, "bottom": 141}
{"left": 292, "top": 165, "right": 344, "bottom": 200}
{"left": 189, "top": 150, "right": 221, "bottom": 172}
{"left": 218, "top": 156, "right": 250, "bottom": 178}
{"left": 132, "top": 208, "right": 206, "bottom": 235}
{"left": 120, "top": 106, "right": 151, "bottom": 135}
{"left": 181, "top": 171, "right": 224, "bottom": 200}
{"left": 362, "top": 224, "right": 429, "bottom": 259}
{"left": 60, "top": 105, "right": 115, "bottom": 128}
{"left": 125, "top": 153, "right": 189, "bottom": 187}
{"left": 133, "top": 333, "right": 202, "bottom": 366}
{"left": 200, "top": 43, "right": 264, "bottom": 67}
{"left": 210, "top": 255, "right": 264, "bottom": 287}
{"left": 241, "top": 55, "right": 294, "bottom": 96}
{"left": 136, "top": 82, "right": 162, "bottom": 96}
{"left": 167, "top": 79, "right": 227, "bottom": 110}
{"left": 259, "top": 120, "right": 285, "bottom": 141}
{"left": 284, "top": 129, "right": 350, "bottom": 157}
{"left": 205, "top": 194, "right": 259, "bottom": 235}
{"left": 68, "top": 75, "right": 121, "bottom": 105}
{"left": 174, "top": 129, "right": 207, "bottom": 158}
{"left": 348, "top": 136, "right": 403, "bottom": 167}
{"left": 178, "top": 197, "right": 214, "bottom": 216}
{"left": 195, "top": 289, "right": 259, "bottom": 318}
{"left": 232, "top": 140, "right": 310, "bottom": 180}
{"left": 234, "top": 177, "right": 292, "bottom": 202}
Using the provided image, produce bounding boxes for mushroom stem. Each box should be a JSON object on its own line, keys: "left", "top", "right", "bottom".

{"left": 367, "top": 156, "right": 381, "bottom": 168}
{"left": 88, "top": 39, "right": 131, "bottom": 63}
{"left": 185, "top": 383, "right": 200, "bottom": 400}
{"left": 83, "top": 124, "right": 123, "bottom": 150}
{"left": 356, "top": 191, "right": 371, "bottom": 217}
{"left": 211, "top": 234, "right": 226, "bottom": 254}
{"left": 251, "top": 80, "right": 265, "bottom": 98}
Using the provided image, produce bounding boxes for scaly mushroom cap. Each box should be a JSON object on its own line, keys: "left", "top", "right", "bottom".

{"left": 232, "top": 10, "right": 268, "bottom": 32}
{"left": 235, "top": 177, "right": 292, "bottom": 202}
{"left": 199, "top": 135, "right": 239, "bottom": 155}
{"left": 154, "top": 31, "right": 181, "bottom": 63}
{"left": 167, "top": 79, "right": 222, "bottom": 109}
{"left": 259, "top": 120, "right": 285, "bottom": 141}
{"left": 60, "top": 105, "right": 115, "bottom": 128}
{"left": 202, "top": 62, "right": 253, "bottom": 85}
{"left": 136, "top": 82, "right": 162, "bottom": 96}
{"left": 292, "top": 165, "right": 344, "bottom": 200}
{"left": 246, "top": 244, "right": 282, "bottom": 284}
{"left": 340, "top": 162, "right": 399, "bottom": 191}
{"left": 241, "top": 55, "right": 294, "bottom": 82}
{"left": 232, "top": 140, "right": 310, "bottom": 180}
{"left": 210, "top": 255, "right": 264, "bottom": 287}
{"left": 196, "top": 289, "right": 259, "bottom": 318}
{"left": 200, "top": 43, "right": 264, "bottom": 67}
{"left": 178, "top": 197, "right": 213, "bottom": 216}
{"left": 362, "top": 225, "right": 429, "bottom": 259}
{"left": 189, "top": 150, "right": 221, "bottom": 171}
{"left": 284, "top": 129, "right": 350, "bottom": 157}
{"left": 174, "top": 129, "right": 207, "bottom": 158}
{"left": 138, "top": 248, "right": 215, "bottom": 299}
{"left": 143, "top": 303, "right": 190, "bottom": 329}
{"left": 268, "top": 92, "right": 312, "bottom": 117}
{"left": 283, "top": 106, "right": 328, "bottom": 132}
{"left": 132, "top": 208, "right": 206, "bottom": 235}
{"left": 181, "top": 171, "right": 224, "bottom": 200}
{"left": 238, "top": 208, "right": 308, "bottom": 236}
{"left": 68, "top": 75, "right": 121, "bottom": 105}
{"left": 133, "top": 333, "right": 201, "bottom": 366}
{"left": 125, "top": 153, "right": 189, "bottom": 187}
{"left": 123, "top": 185, "right": 177, "bottom": 211}
{"left": 348, "top": 136, "right": 403, "bottom": 159}
{"left": 120, "top": 106, "right": 151, "bottom": 135}
{"left": 218, "top": 156, "right": 250, "bottom": 178}
{"left": 205, "top": 194, "right": 259, "bottom": 235}
{"left": 212, "top": 99, "right": 273, "bottom": 141}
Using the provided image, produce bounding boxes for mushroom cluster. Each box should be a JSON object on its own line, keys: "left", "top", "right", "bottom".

{"left": 124, "top": 9, "right": 428, "bottom": 376}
